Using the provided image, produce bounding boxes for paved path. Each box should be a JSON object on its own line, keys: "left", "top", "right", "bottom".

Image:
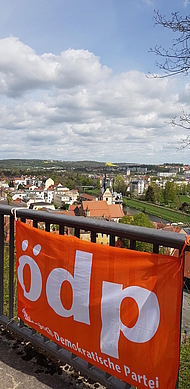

{"left": 182, "top": 291, "right": 190, "bottom": 336}
{"left": 0, "top": 326, "right": 105, "bottom": 389}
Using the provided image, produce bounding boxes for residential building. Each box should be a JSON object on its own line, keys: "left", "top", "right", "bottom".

{"left": 102, "top": 188, "right": 113, "bottom": 205}
{"left": 46, "top": 186, "right": 55, "bottom": 203}
{"left": 80, "top": 193, "right": 95, "bottom": 202}
{"left": 112, "top": 192, "right": 123, "bottom": 206}
{"left": 130, "top": 180, "right": 144, "bottom": 195}
{"left": 45, "top": 178, "right": 54, "bottom": 190}
{"left": 157, "top": 172, "right": 176, "bottom": 178}
{"left": 29, "top": 202, "right": 55, "bottom": 211}
{"left": 54, "top": 189, "right": 79, "bottom": 207}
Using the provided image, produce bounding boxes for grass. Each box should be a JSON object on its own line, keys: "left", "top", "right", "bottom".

{"left": 124, "top": 198, "right": 190, "bottom": 224}
{"left": 3, "top": 243, "right": 17, "bottom": 318}
{"left": 179, "top": 195, "right": 190, "bottom": 206}
{"left": 85, "top": 188, "right": 100, "bottom": 196}
{"left": 179, "top": 337, "right": 190, "bottom": 389}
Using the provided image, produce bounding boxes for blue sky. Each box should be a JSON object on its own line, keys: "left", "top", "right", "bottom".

{"left": 0, "top": 0, "right": 180, "bottom": 73}
{"left": 0, "top": 0, "right": 190, "bottom": 163}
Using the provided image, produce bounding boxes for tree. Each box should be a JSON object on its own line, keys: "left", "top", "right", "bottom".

{"left": 96, "top": 178, "right": 101, "bottom": 189}
{"left": 163, "top": 180, "right": 177, "bottom": 206}
{"left": 119, "top": 213, "right": 154, "bottom": 252}
{"left": 152, "top": 182, "right": 163, "bottom": 204}
{"left": 133, "top": 213, "right": 154, "bottom": 229}
{"left": 179, "top": 183, "right": 187, "bottom": 195}
{"left": 6, "top": 190, "right": 13, "bottom": 205}
{"left": 119, "top": 215, "right": 133, "bottom": 225}
{"left": 151, "top": 10, "right": 190, "bottom": 147}
{"left": 145, "top": 185, "right": 155, "bottom": 203}
{"left": 151, "top": 10, "right": 190, "bottom": 77}
{"left": 170, "top": 111, "right": 190, "bottom": 150}
{"left": 114, "top": 174, "right": 127, "bottom": 195}
{"left": 61, "top": 203, "right": 69, "bottom": 210}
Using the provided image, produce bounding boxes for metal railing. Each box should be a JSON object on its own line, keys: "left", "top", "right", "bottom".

{"left": 0, "top": 204, "right": 188, "bottom": 389}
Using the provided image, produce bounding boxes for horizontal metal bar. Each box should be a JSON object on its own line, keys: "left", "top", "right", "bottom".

{"left": 0, "top": 205, "right": 187, "bottom": 250}
{"left": 0, "top": 205, "right": 12, "bottom": 215}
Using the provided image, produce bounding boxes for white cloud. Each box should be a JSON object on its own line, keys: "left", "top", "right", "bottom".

{"left": 0, "top": 37, "right": 111, "bottom": 97}
{"left": 0, "top": 37, "right": 190, "bottom": 163}
{"left": 184, "top": 0, "right": 189, "bottom": 8}
{"left": 142, "top": 0, "right": 154, "bottom": 5}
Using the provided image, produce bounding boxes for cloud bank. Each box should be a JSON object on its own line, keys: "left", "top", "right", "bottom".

{"left": 0, "top": 37, "right": 189, "bottom": 163}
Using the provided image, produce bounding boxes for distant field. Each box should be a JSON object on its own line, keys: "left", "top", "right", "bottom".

{"left": 85, "top": 188, "right": 99, "bottom": 196}
{"left": 125, "top": 198, "right": 190, "bottom": 224}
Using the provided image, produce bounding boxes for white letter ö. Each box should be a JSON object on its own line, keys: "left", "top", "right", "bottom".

{"left": 17, "top": 255, "right": 42, "bottom": 301}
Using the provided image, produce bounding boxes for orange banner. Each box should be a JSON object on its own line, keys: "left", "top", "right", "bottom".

{"left": 16, "top": 221, "right": 183, "bottom": 389}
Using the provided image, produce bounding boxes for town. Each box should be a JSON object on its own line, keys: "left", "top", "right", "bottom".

{"left": 1, "top": 160, "right": 190, "bottom": 224}
{"left": 1, "top": 159, "right": 190, "bottom": 283}
{"left": 1, "top": 160, "right": 190, "bottom": 387}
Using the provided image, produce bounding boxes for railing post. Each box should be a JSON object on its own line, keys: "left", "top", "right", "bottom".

{"left": 110, "top": 234, "right": 115, "bottom": 247}
{"left": 33, "top": 220, "right": 38, "bottom": 228}
{"left": 153, "top": 244, "right": 159, "bottom": 254}
{"left": 130, "top": 240, "right": 136, "bottom": 250}
{"left": 75, "top": 228, "right": 80, "bottom": 238}
{"left": 0, "top": 214, "right": 4, "bottom": 315}
{"left": 9, "top": 213, "right": 14, "bottom": 319}
{"left": 19, "top": 217, "right": 26, "bottom": 328}
{"left": 91, "top": 231, "right": 96, "bottom": 243}
{"left": 45, "top": 222, "right": 50, "bottom": 232}
{"left": 175, "top": 247, "right": 185, "bottom": 389}
{"left": 59, "top": 225, "right": 65, "bottom": 235}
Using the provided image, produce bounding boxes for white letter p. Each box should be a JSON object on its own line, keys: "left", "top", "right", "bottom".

{"left": 100, "top": 283, "right": 160, "bottom": 358}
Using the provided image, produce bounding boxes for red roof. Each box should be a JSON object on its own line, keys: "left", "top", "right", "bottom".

{"left": 82, "top": 200, "right": 124, "bottom": 219}
{"left": 13, "top": 198, "right": 22, "bottom": 204}
{"left": 68, "top": 204, "right": 81, "bottom": 211}
{"left": 81, "top": 193, "right": 94, "bottom": 201}
{"left": 53, "top": 210, "right": 75, "bottom": 216}
{"left": 109, "top": 204, "right": 124, "bottom": 218}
